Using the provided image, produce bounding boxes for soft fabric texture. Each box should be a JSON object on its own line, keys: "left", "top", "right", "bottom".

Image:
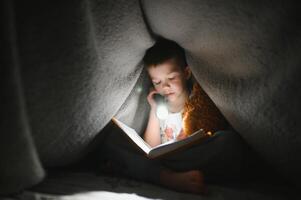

{"left": 1, "top": 0, "right": 300, "bottom": 196}
{"left": 17, "top": 0, "right": 152, "bottom": 167}
{"left": 0, "top": 1, "right": 44, "bottom": 193}
{"left": 1, "top": 0, "right": 153, "bottom": 194}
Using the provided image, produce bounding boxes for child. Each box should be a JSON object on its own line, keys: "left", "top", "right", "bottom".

{"left": 102, "top": 37, "right": 246, "bottom": 195}
{"left": 142, "top": 37, "right": 229, "bottom": 193}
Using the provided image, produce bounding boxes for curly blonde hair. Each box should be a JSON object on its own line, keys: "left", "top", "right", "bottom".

{"left": 182, "top": 83, "right": 229, "bottom": 136}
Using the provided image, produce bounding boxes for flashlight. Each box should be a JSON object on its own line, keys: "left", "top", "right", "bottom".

{"left": 154, "top": 94, "right": 168, "bottom": 120}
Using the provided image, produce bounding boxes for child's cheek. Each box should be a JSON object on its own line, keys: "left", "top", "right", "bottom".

{"left": 172, "top": 80, "right": 182, "bottom": 90}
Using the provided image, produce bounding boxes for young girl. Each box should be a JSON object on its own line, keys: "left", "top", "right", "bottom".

{"left": 142, "top": 37, "right": 229, "bottom": 193}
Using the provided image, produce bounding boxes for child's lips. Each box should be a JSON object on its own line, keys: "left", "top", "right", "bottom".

{"left": 165, "top": 92, "right": 174, "bottom": 96}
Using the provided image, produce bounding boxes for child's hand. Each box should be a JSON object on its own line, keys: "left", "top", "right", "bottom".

{"left": 147, "top": 88, "right": 159, "bottom": 110}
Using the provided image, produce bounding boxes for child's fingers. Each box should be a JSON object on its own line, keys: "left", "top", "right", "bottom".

{"left": 148, "top": 88, "right": 158, "bottom": 96}
{"left": 147, "top": 91, "right": 157, "bottom": 101}
{"left": 147, "top": 89, "right": 159, "bottom": 108}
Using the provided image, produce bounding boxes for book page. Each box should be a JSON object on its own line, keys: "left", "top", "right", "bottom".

{"left": 112, "top": 118, "right": 209, "bottom": 159}
{"left": 112, "top": 118, "right": 152, "bottom": 154}
{"left": 148, "top": 129, "right": 206, "bottom": 158}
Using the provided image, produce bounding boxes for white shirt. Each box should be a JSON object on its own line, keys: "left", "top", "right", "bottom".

{"left": 159, "top": 112, "right": 183, "bottom": 144}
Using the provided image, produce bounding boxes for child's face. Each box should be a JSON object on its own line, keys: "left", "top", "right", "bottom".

{"left": 148, "top": 59, "right": 191, "bottom": 103}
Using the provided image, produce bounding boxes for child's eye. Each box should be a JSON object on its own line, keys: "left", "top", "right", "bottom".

{"left": 153, "top": 81, "right": 161, "bottom": 85}
{"left": 168, "top": 77, "right": 175, "bottom": 80}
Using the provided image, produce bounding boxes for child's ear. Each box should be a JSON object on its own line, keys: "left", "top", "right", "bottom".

{"left": 184, "top": 66, "right": 192, "bottom": 80}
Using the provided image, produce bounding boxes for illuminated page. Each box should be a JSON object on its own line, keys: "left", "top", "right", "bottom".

{"left": 112, "top": 118, "right": 152, "bottom": 154}
{"left": 148, "top": 129, "right": 206, "bottom": 159}
{"left": 112, "top": 118, "right": 208, "bottom": 159}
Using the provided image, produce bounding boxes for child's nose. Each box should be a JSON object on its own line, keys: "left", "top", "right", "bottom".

{"left": 162, "top": 80, "right": 171, "bottom": 89}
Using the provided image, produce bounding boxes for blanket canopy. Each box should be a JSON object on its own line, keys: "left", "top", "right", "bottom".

{"left": 1, "top": 0, "right": 300, "bottom": 194}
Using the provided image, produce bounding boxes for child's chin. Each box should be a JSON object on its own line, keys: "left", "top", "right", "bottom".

{"left": 167, "top": 95, "right": 177, "bottom": 102}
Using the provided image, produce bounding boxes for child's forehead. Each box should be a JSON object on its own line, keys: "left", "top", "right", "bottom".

{"left": 149, "top": 59, "right": 182, "bottom": 73}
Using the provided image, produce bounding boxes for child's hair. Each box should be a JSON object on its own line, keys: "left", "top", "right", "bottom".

{"left": 143, "top": 37, "right": 187, "bottom": 70}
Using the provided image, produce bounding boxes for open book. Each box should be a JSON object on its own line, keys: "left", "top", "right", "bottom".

{"left": 112, "top": 117, "right": 211, "bottom": 159}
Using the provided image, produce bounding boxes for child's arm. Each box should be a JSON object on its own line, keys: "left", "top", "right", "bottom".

{"left": 143, "top": 89, "right": 161, "bottom": 147}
